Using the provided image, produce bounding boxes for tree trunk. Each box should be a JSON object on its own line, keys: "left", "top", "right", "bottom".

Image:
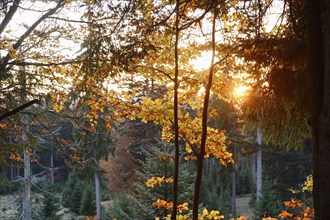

{"left": 94, "top": 148, "right": 101, "bottom": 220}
{"left": 220, "top": 182, "right": 224, "bottom": 202}
{"left": 171, "top": 0, "right": 180, "bottom": 219}
{"left": 205, "top": 158, "right": 210, "bottom": 174}
{"left": 10, "top": 164, "right": 14, "bottom": 181}
{"left": 20, "top": 64, "right": 31, "bottom": 220}
{"left": 231, "top": 164, "right": 237, "bottom": 218}
{"left": 23, "top": 149, "right": 31, "bottom": 220}
{"left": 256, "top": 130, "right": 262, "bottom": 203}
{"left": 315, "top": 1, "right": 330, "bottom": 219}
{"left": 305, "top": 0, "right": 330, "bottom": 219}
{"left": 317, "top": 0, "right": 330, "bottom": 217}
{"left": 95, "top": 171, "right": 101, "bottom": 220}
{"left": 192, "top": 3, "right": 217, "bottom": 219}
{"left": 50, "top": 146, "right": 54, "bottom": 184}
{"left": 250, "top": 154, "right": 256, "bottom": 184}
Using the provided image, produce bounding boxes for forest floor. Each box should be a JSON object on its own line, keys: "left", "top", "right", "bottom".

{"left": 0, "top": 194, "right": 86, "bottom": 220}
{"left": 0, "top": 194, "right": 19, "bottom": 219}
{"left": 0, "top": 194, "right": 252, "bottom": 219}
{"left": 0, "top": 194, "right": 114, "bottom": 220}
{"left": 236, "top": 194, "right": 253, "bottom": 218}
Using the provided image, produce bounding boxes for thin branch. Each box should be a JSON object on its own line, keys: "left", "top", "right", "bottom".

{"left": 31, "top": 114, "right": 85, "bottom": 166}
{"left": 48, "top": 16, "right": 93, "bottom": 24}
{"left": 9, "top": 60, "right": 82, "bottom": 67}
{"left": 0, "top": 0, "right": 66, "bottom": 72}
{"left": 181, "top": 133, "right": 199, "bottom": 156}
{"left": 179, "top": 2, "right": 214, "bottom": 30}
{"left": 213, "top": 46, "right": 237, "bottom": 67}
{"left": 30, "top": 181, "right": 61, "bottom": 198}
{"left": 135, "top": 65, "right": 174, "bottom": 81}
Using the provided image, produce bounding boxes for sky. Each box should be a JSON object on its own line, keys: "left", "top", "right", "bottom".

{"left": 0, "top": 0, "right": 285, "bottom": 95}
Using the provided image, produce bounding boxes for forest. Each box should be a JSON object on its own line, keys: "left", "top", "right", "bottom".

{"left": 0, "top": 0, "right": 329, "bottom": 219}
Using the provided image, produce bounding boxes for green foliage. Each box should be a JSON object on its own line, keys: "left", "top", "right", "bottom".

{"left": 0, "top": 177, "right": 11, "bottom": 195}
{"left": 253, "top": 177, "right": 280, "bottom": 219}
{"left": 100, "top": 180, "right": 112, "bottom": 201}
{"left": 0, "top": 176, "right": 22, "bottom": 195}
{"left": 236, "top": 166, "right": 254, "bottom": 195}
{"left": 42, "top": 196, "right": 61, "bottom": 220}
{"left": 199, "top": 162, "right": 232, "bottom": 216}
{"left": 108, "top": 141, "right": 194, "bottom": 220}
{"left": 79, "top": 185, "right": 96, "bottom": 216}
{"left": 68, "top": 116, "right": 115, "bottom": 181}
{"left": 38, "top": 185, "right": 62, "bottom": 220}
{"left": 107, "top": 193, "right": 136, "bottom": 219}
{"left": 71, "top": 181, "right": 85, "bottom": 214}
{"left": 262, "top": 145, "right": 312, "bottom": 201}
{"left": 62, "top": 173, "right": 84, "bottom": 214}
{"left": 237, "top": 2, "right": 309, "bottom": 150}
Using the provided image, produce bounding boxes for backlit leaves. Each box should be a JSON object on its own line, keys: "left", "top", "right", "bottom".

{"left": 146, "top": 176, "right": 173, "bottom": 188}
{"left": 135, "top": 95, "right": 233, "bottom": 165}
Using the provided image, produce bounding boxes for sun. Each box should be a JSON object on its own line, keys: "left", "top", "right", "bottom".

{"left": 234, "top": 85, "right": 250, "bottom": 99}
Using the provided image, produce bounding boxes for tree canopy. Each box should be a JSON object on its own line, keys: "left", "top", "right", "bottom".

{"left": 0, "top": 0, "right": 329, "bottom": 219}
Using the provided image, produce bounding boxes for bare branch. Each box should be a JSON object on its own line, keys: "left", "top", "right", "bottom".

{"left": 0, "top": 99, "right": 39, "bottom": 121}
{"left": 134, "top": 65, "right": 174, "bottom": 81}
{"left": 9, "top": 60, "right": 82, "bottom": 67}
{"left": 0, "top": 0, "right": 66, "bottom": 73}
{"left": 179, "top": 2, "right": 214, "bottom": 31}
{"left": 0, "top": 0, "right": 21, "bottom": 36}
{"left": 48, "top": 16, "right": 93, "bottom": 24}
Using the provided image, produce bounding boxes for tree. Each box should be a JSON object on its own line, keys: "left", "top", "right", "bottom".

{"left": 80, "top": 185, "right": 96, "bottom": 217}
{"left": 0, "top": 0, "right": 75, "bottom": 121}
{"left": 262, "top": 145, "right": 312, "bottom": 202}
{"left": 172, "top": 1, "right": 180, "bottom": 218}
{"left": 254, "top": 178, "right": 280, "bottom": 219}
{"left": 199, "top": 166, "right": 232, "bottom": 216}
{"left": 36, "top": 185, "right": 62, "bottom": 220}
{"left": 108, "top": 140, "right": 194, "bottom": 220}
{"left": 305, "top": 1, "right": 330, "bottom": 219}
{"left": 62, "top": 172, "right": 84, "bottom": 214}
{"left": 227, "top": 1, "right": 330, "bottom": 218}
{"left": 132, "top": 1, "right": 235, "bottom": 218}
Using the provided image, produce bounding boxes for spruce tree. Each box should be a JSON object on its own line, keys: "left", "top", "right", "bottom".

{"left": 254, "top": 177, "right": 280, "bottom": 219}
{"left": 199, "top": 164, "right": 232, "bottom": 216}
{"left": 41, "top": 192, "right": 61, "bottom": 220}
{"left": 70, "top": 181, "right": 84, "bottom": 214}
{"left": 62, "top": 173, "right": 76, "bottom": 208}
{"left": 32, "top": 184, "right": 62, "bottom": 220}
{"left": 79, "top": 185, "right": 96, "bottom": 216}
{"left": 108, "top": 141, "right": 194, "bottom": 220}
{"left": 62, "top": 173, "right": 84, "bottom": 214}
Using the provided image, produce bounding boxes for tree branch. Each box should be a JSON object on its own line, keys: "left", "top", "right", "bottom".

{"left": 0, "top": 0, "right": 66, "bottom": 73}
{"left": 0, "top": 0, "right": 21, "bottom": 36}
{"left": 9, "top": 60, "right": 82, "bottom": 67}
{"left": 0, "top": 99, "right": 39, "bottom": 121}
{"left": 134, "top": 65, "right": 174, "bottom": 81}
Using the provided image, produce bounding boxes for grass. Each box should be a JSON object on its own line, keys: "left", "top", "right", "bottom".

{"left": 0, "top": 195, "right": 20, "bottom": 219}
{"left": 236, "top": 194, "right": 254, "bottom": 219}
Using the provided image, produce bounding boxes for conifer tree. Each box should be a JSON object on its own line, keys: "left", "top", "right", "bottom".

{"left": 37, "top": 185, "right": 62, "bottom": 220}
{"left": 108, "top": 141, "right": 194, "bottom": 220}
{"left": 254, "top": 177, "right": 280, "bottom": 219}
{"left": 70, "top": 181, "right": 84, "bottom": 214}
{"left": 80, "top": 185, "right": 96, "bottom": 217}
{"left": 62, "top": 173, "right": 84, "bottom": 214}
{"left": 42, "top": 195, "right": 61, "bottom": 220}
